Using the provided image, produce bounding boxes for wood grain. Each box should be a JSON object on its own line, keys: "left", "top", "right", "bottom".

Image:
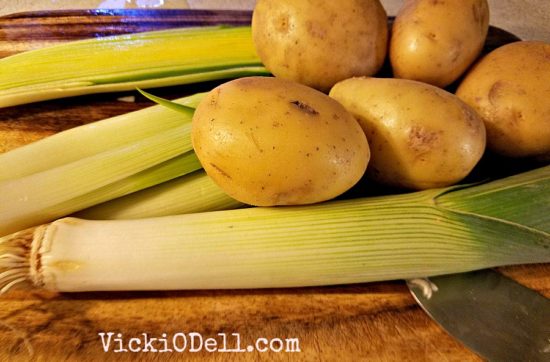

{"left": 0, "top": 9, "right": 547, "bottom": 361}
{"left": 0, "top": 9, "right": 253, "bottom": 57}
{"left": 1, "top": 264, "right": 548, "bottom": 361}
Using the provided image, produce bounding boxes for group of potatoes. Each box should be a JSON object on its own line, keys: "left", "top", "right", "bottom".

{"left": 191, "top": 0, "right": 550, "bottom": 206}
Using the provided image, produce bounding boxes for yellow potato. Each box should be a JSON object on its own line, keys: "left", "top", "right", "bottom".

{"left": 390, "top": 0, "right": 489, "bottom": 88}
{"left": 192, "top": 77, "right": 370, "bottom": 206}
{"left": 330, "top": 77, "right": 486, "bottom": 190}
{"left": 252, "top": 0, "right": 388, "bottom": 92}
{"left": 456, "top": 41, "right": 550, "bottom": 158}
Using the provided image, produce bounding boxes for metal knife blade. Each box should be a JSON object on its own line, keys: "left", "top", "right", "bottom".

{"left": 407, "top": 269, "right": 550, "bottom": 361}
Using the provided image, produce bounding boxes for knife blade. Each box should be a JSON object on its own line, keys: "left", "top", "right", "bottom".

{"left": 407, "top": 269, "right": 550, "bottom": 361}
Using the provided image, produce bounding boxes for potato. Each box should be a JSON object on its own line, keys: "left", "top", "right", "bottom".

{"left": 251, "top": 0, "right": 387, "bottom": 92}
{"left": 390, "top": 0, "right": 489, "bottom": 88}
{"left": 192, "top": 77, "right": 370, "bottom": 206}
{"left": 329, "top": 77, "right": 486, "bottom": 190}
{"left": 456, "top": 41, "right": 550, "bottom": 158}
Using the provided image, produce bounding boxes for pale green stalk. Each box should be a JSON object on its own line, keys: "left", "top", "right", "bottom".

{"left": 76, "top": 170, "right": 243, "bottom": 220}
{"left": 436, "top": 166, "right": 550, "bottom": 232}
{"left": 0, "top": 123, "right": 195, "bottom": 236}
{"left": 0, "top": 91, "right": 208, "bottom": 234}
{"left": 49, "top": 152, "right": 202, "bottom": 221}
{"left": 0, "top": 26, "right": 268, "bottom": 107}
{"left": 0, "top": 92, "right": 205, "bottom": 182}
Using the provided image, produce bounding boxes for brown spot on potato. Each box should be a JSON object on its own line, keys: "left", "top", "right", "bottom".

{"left": 272, "top": 182, "right": 315, "bottom": 204}
{"left": 209, "top": 89, "right": 221, "bottom": 107}
{"left": 408, "top": 125, "right": 440, "bottom": 155}
{"left": 461, "top": 106, "right": 482, "bottom": 131}
{"left": 247, "top": 131, "right": 263, "bottom": 153}
{"left": 210, "top": 163, "right": 231, "bottom": 179}
{"left": 290, "top": 100, "right": 319, "bottom": 115}
{"left": 425, "top": 32, "right": 437, "bottom": 42}
{"left": 508, "top": 109, "right": 525, "bottom": 128}
{"left": 275, "top": 13, "right": 290, "bottom": 33}
{"left": 448, "top": 39, "right": 463, "bottom": 63}
{"left": 305, "top": 20, "right": 327, "bottom": 39}
{"left": 488, "top": 81, "right": 505, "bottom": 105}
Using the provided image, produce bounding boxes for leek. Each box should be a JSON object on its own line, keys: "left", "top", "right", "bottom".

{"left": 0, "top": 124, "right": 199, "bottom": 236}
{"left": 0, "top": 91, "right": 208, "bottom": 236}
{"left": 1, "top": 165, "right": 548, "bottom": 292}
{"left": 47, "top": 152, "right": 202, "bottom": 220}
{"left": 0, "top": 92, "right": 205, "bottom": 182}
{"left": 76, "top": 170, "right": 244, "bottom": 220}
{"left": 0, "top": 26, "right": 268, "bottom": 108}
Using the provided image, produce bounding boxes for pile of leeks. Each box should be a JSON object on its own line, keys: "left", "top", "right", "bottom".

{"left": 0, "top": 25, "right": 548, "bottom": 293}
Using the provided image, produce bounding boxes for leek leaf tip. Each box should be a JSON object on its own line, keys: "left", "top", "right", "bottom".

{"left": 137, "top": 88, "right": 196, "bottom": 116}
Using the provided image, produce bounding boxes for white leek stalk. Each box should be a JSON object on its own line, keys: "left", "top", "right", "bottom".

{"left": 1, "top": 165, "right": 548, "bottom": 292}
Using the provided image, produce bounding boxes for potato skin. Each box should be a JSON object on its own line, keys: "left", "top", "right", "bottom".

{"left": 390, "top": 0, "right": 489, "bottom": 88}
{"left": 192, "top": 77, "right": 370, "bottom": 206}
{"left": 330, "top": 77, "right": 486, "bottom": 190}
{"left": 252, "top": 0, "right": 387, "bottom": 92}
{"left": 456, "top": 41, "right": 550, "bottom": 158}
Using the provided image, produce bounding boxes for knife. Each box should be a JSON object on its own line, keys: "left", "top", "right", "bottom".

{"left": 407, "top": 269, "right": 550, "bottom": 361}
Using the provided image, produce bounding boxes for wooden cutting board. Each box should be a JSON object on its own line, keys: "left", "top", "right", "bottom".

{"left": 0, "top": 10, "right": 548, "bottom": 361}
